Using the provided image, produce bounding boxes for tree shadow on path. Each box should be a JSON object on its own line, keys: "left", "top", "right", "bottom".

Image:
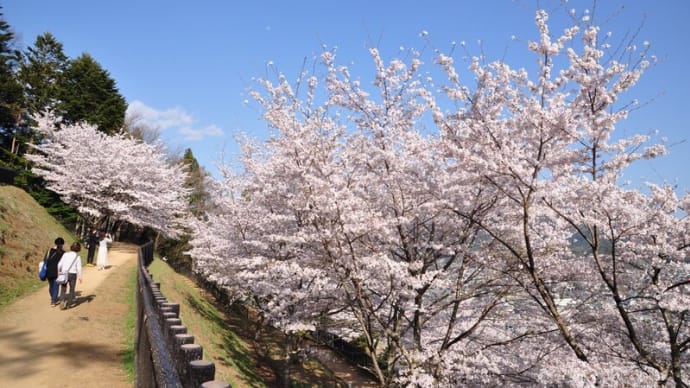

{"left": 0, "top": 326, "right": 126, "bottom": 380}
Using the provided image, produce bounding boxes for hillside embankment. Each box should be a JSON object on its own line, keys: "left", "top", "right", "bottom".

{"left": 0, "top": 185, "right": 74, "bottom": 305}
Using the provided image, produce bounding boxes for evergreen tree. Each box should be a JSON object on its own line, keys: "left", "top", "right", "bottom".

{"left": 157, "top": 148, "right": 210, "bottom": 274}
{"left": 7, "top": 32, "right": 69, "bottom": 161}
{"left": 0, "top": 7, "right": 23, "bottom": 153}
{"left": 18, "top": 32, "right": 68, "bottom": 117}
{"left": 182, "top": 148, "right": 210, "bottom": 217}
{"left": 9, "top": 32, "right": 76, "bottom": 226}
{"left": 60, "top": 53, "right": 126, "bottom": 135}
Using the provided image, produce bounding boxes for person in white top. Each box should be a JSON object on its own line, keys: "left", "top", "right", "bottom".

{"left": 96, "top": 232, "right": 113, "bottom": 270}
{"left": 57, "top": 242, "right": 83, "bottom": 309}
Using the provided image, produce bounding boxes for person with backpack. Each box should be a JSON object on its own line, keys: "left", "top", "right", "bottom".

{"left": 57, "top": 242, "right": 83, "bottom": 310}
{"left": 45, "top": 237, "right": 65, "bottom": 307}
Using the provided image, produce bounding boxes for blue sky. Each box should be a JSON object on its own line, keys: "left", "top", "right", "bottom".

{"left": 4, "top": 1, "right": 689, "bottom": 194}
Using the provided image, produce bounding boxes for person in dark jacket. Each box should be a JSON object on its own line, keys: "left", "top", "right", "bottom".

{"left": 45, "top": 237, "right": 65, "bottom": 306}
{"left": 86, "top": 228, "right": 99, "bottom": 266}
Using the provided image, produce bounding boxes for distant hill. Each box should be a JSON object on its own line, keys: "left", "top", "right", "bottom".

{"left": 0, "top": 185, "right": 74, "bottom": 305}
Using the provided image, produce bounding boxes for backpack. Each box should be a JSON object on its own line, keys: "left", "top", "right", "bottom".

{"left": 38, "top": 259, "right": 47, "bottom": 281}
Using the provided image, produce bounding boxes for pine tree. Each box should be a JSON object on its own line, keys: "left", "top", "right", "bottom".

{"left": 19, "top": 32, "right": 68, "bottom": 117}
{"left": 182, "top": 148, "right": 210, "bottom": 217}
{"left": 60, "top": 53, "right": 126, "bottom": 135}
{"left": 156, "top": 148, "right": 210, "bottom": 273}
{"left": 0, "top": 7, "right": 23, "bottom": 152}
{"left": 5, "top": 32, "right": 77, "bottom": 225}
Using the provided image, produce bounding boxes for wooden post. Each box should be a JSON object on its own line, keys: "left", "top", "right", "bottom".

{"left": 174, "top": 333, "right": 195, "bottom": 347}
{"left": 164, "top": 318, "right": 183, "bottom": 339}
{"left": 168, "top": 324, "right": 187, "bottom": 338}
{"left": 178, "top": 343, "right": 203, "bottom": 384}
{"left": 162, "top": 302, "right": 180, "bottom": 316}
{"left": 162, "top": 312, "right": 177, "bottom": 320}
{"left": 189, "top": 360, "right": 215, "bottom": 386}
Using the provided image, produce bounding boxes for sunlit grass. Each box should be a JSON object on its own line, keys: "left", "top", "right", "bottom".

{"left": 147, "top": 257, "right": 267, "bottom": 386}
{"left": 122, "top": 264, "right": 137, "bottom": 382}
{"left": 146, "top": 257, "right": 351, "bottom": 387}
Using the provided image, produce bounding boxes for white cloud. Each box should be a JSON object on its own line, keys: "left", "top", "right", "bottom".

{"left": 179, "top": 124, "right": 224, "bottom": 141}
{"left": 126, "top": 100, "right": 224, "bottom": 141}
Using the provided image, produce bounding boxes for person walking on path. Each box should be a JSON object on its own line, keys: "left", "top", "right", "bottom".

{"left": 86, "top": 228, "right": 99, "bottom": 266}
{"left": 57, "top": 242, "right": 83, "bottom": 309}
{"left": 96, "top": 231, "right": 113, "bottom": 270}
{"left": 44, "top": 237, "right": 65, "bottom": 306}
{"left": 0, "top": 244, "right": 136, "bottom": 387}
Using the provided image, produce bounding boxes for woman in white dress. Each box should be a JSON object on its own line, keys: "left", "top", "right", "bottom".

{"left": 96, "top": 232, "right": 113, "bottom": 270}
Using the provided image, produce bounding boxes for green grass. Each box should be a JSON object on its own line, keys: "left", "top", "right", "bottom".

{"left": 147, "top": 257, "right": 265, "bottom": 386}
{"left": 146, "top": 257, "right": 351, "bottom": 387}
{"left": 121, "top": 264, "right": 138, "bottom": 382}
{"left": 0, "top": 278, "right": 43, "bottom": 306}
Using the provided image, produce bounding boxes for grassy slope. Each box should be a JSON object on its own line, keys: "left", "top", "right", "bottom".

{"left": 0, "top": 185, "right": 75, "bottom": 305}
{"left": 147, "top": 258, "right": 349, "bottom": 387}
{"left": 122, "top": 261, "right": 138, "bottom": 381}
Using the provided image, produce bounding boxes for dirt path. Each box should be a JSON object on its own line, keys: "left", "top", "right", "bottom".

{"left": 0, "top": 243, "right": 137, "bottom": 388}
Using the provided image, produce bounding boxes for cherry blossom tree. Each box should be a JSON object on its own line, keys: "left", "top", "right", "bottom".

{"left": 189, "top": 51, "right": 515, "bottom": 385}
{"left": 189, "top": 7, "right": 689, "bottom": 387}
{"left": 431, "top": 9, "right": 689, "bottom": 386}
{"left": 27, "top": 114, "right": 190, "bottom": 237}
